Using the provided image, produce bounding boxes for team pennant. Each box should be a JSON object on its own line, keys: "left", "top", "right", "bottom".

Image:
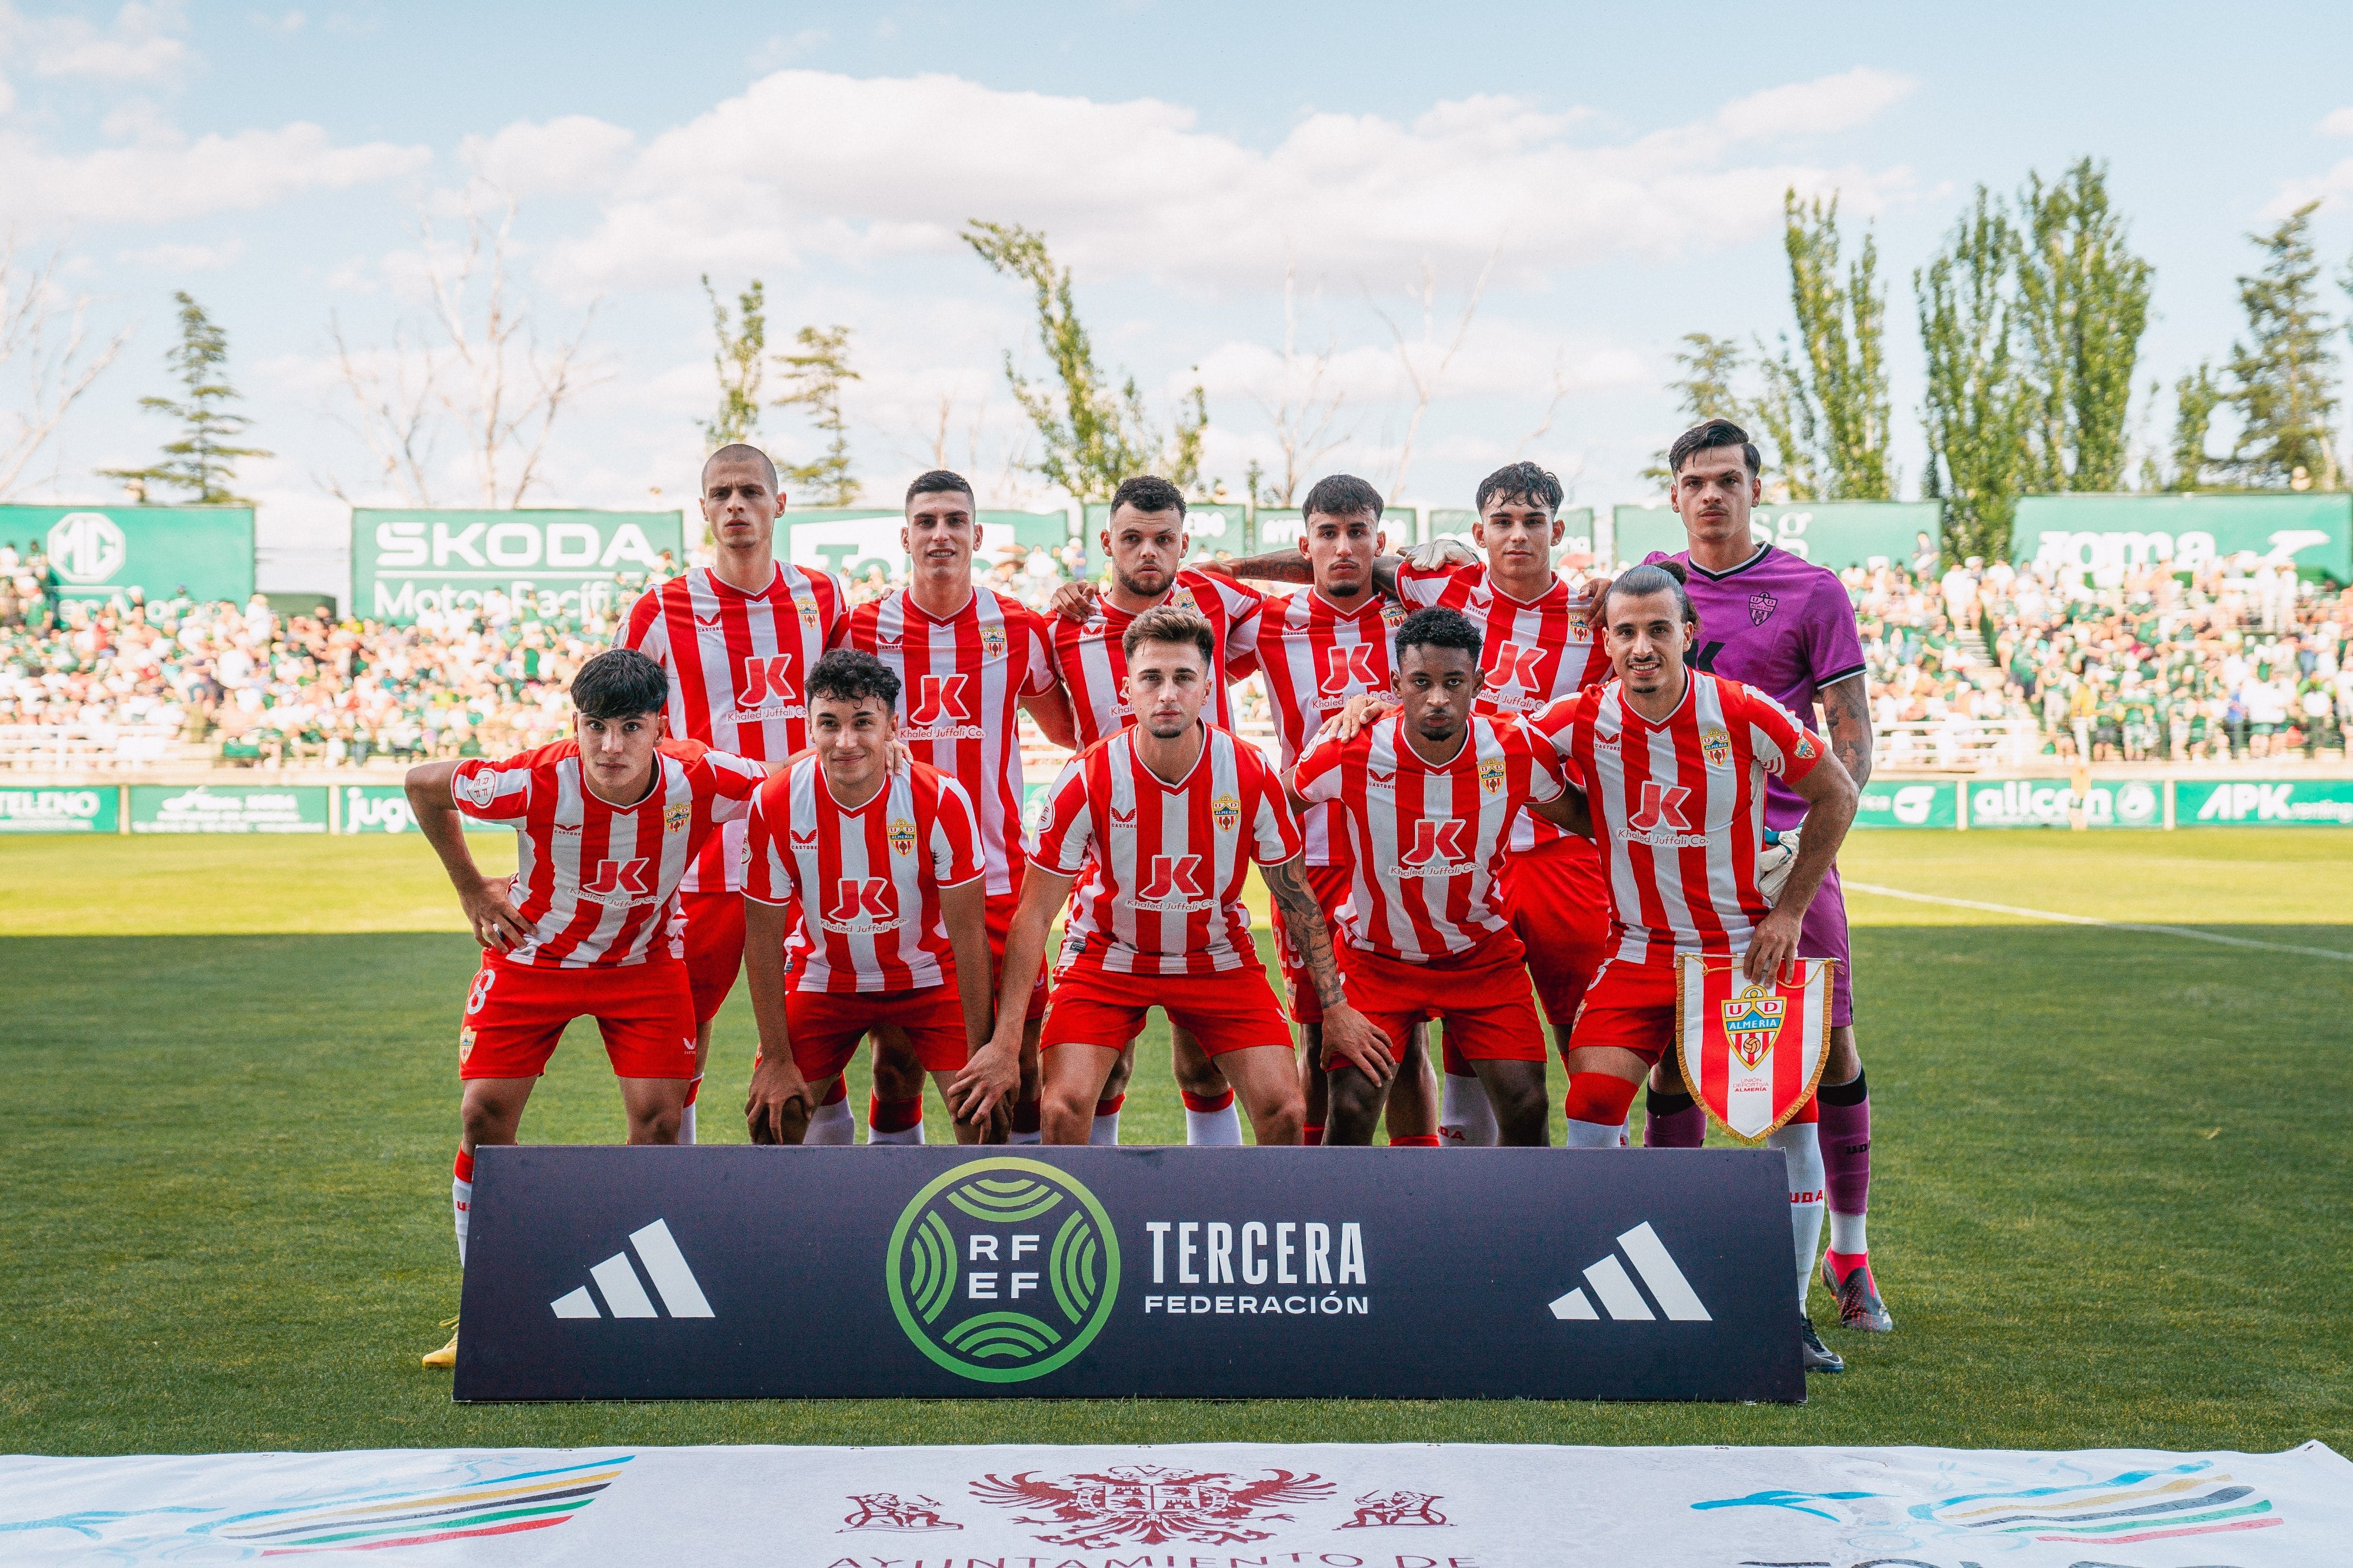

{"left": 1673, "top": 955, "right": 1836, "bottom": 1144}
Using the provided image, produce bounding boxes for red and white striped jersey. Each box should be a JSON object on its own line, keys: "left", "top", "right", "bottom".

{"left": 1251, "top": 588, "right": 1408, "bottom": 866}
{"left": 1028, "top": 724, "right": 1302, "bottom": 977}
{"left": 1048, "top": 570, "right": 1266, "bottom": 748}
{"left": 1394, "top": 560, "right": 1611, "bottom": 852}
{"left": 452, "top": 739, "right": 765, "bottom": 970}
{"left": 741, "top": 759, "right": 984, "bottom": 994}
{"left": 1293, "top": 713, "right": 1566, "bottom": 963}
{"left": 1527, "top": 672, "right": 1826, "bottom": 965}
{"left": 832, "top": 586, "right": 1059, "bottom": 897}
{"left": 621, "top": 563, "right": 845, "bottom": 893}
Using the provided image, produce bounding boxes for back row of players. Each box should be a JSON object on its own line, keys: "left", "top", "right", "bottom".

{"left": 407, "top": 420, "right": 1890, "bottom": 1371}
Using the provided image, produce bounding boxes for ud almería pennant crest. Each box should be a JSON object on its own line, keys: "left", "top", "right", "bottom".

{"left": 1673, "top": 955, "right": 1837, "bottom": 1143}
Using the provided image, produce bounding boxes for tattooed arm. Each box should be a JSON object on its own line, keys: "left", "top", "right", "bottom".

{"left": 1261, "top": 855, "right": 1392, "bottom": 1082}
{"left": 1819, "top": 674, "right": 1873, "bottom": 791}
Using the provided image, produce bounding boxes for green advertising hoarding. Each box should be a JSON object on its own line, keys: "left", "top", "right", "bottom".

{"left": 338, "top": 782, "right": 503, "bottom": 833}
{"left": 129, "top": 783, "right": 328, "bottom": 834}
{"left": 2176, "top": 778, "right": 2353, "bottom": 826}
{"left": 1426, "top": 505, "right": 1596, "bottom": 558}
{"left": 1849, "top": 780, "right": 1958, "bottom": 829}
{"left": 2010, "top": 493, "right": 2352, "bottom": 581}
{"left": 1609, "top": 501, "right": 1939, "bottom": 571}
{"left": 1963, "top": 777, "right": 2164, "bottom": 829}
{"left": 0, "top": 504, "right": 254, "bottom": 604}
{"left": 0, "top": 785, "right": 120, "bottom": 834}
{"left": 1252, "top": 507, "right": 1419, "bottom": 555}
{"left": 793, "top": 508, "right": 1070, "bottom": 582}
{"left": 352, "top": 509, "right": 686, "bottom": 624}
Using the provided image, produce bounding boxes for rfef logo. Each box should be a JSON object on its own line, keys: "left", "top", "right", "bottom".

{"left": 887, "top": 1158, "right": 1120, "bottom": 1383}
{"left": 1318, "top": 644, "right": 1383, "bottom": 695}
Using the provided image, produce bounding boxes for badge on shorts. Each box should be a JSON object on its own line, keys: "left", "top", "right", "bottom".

{"left": 458, "top": 1026, "right": 476, "bottom": 1065}
{"left": 981, "top": 623, "right": 1008, "bottom": 662}
{"left": 1212, "top": 793, "right": 1240, "bottom": 833}
{"left": 664, "top": 801, "right": 692, "bottom": 833}
{"left": 1478, "top": 756, "right": 1506, "bottom": 795}
{"left": 1701, "top": 725, "right": 1732, "bottom": 768}
{"left": 888, "top": 817, "right": 917, "bottom": 856}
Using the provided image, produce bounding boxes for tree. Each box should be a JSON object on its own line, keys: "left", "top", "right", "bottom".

{"left": 2223, "top": 202, "right": 2339, "bottom": 489}
{"left": 699, "top": 276, "right": 766, "bottom": 451}
{"left": 1759, "top": 191, "right": 1895, "bottom": 500}
{"left": 2166, "top": 363, "right": 2222, "bottom": 491}
{"left": 963, "top": 219, "right": 1206, "bottom": 501}
{"left": 1641, "top": 333, "right": 1745, "bottom": 484}
{"left": 1, "top": 235, "right": 131, "bottom": 500}
{"left": 2015, "top": 159, "right": 2156, "bottom": 492}
{"left": 1369, "top": 252, "right": 1493, "bottom": 503}
{"left": 100, "top": 292, "right": 269, "bottom": 505}
{"left": 1918, "top": 187, "right": 2030, "bottom": 563}
{"left": 774, "top": 324, "right": 859, "bottom": 506}
{"left": 1250, "top": 250, "right": 1351, "bottom": 507}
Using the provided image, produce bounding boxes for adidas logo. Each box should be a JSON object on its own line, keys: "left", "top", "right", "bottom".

{"left": 549, "top": 1219, "right": 715, "bottom": 1320}
{"left": 1548, "top": 1222, "right": 1712, "bottom": 1323}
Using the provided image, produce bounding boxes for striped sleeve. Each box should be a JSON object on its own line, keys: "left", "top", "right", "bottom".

{"left": 1510, "top": 719, "right": 1568, "bottom": 804}
{"left": 1391, "top": 560, "right": 1452, "bottom": 609}
{"left": 930, "top": 775, "right": 986, "bottom": 888}
{"left": 1292, "top": 732, "right": 1348, "bottom": 805}
{"left": 1731, "top": 682, "right": 1825, "bottom": 782}
{"left": 619, "top": 584, "right": 665, "bottom": 653}
{"left": 1245, "top": 751, "right": 1304, "bottom": 864}
{"left": 1026, "top": 756, "right": 1094, "bottom": 876}
{"left": 697, "top": 747, "right": 769, "bottom": 822}
{"left": 742, "top": 775, "right": 794, "bottom": 906}
{"left": 450, "top": 755, "right": 531, "bottom": 822}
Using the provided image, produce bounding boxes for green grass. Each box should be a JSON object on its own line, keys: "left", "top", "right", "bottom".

{"left": 4, "top": 830, "right": 2350, "bottom": 1455}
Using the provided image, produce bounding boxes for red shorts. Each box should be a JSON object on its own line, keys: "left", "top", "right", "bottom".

{"left": 1274, "top": 862, "right": 1355, "bottom": 1026}
{"left": 788, "top": 982, "right": 970, "bottom": 1082}
{"left": 1040, "top": 959, "right": 1290, "bottom": 1057}
{"left": 1338, "top": 938, "right": 1546, "bottom": 1072}
{"left": 1498, "top": 833, "right": 1610, "bottom": 1030}
{"left": 678, "top": 889, "right": 755, "bottom": 1026}
{"left": 458, "top": 955, "right": 697, "bottom": 1081}
{"left": 1564, "top": 956, "right": 1679, "bottom": 1067}
{"left": 987, "top": 887, "right": 1052, "bottom": 1024}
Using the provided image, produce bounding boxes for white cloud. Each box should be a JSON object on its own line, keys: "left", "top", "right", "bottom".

{"left": 2319, "top": 107, "right": 2353, "bottom": 137}
{"left": 2263, "top": 158, "right": 2353, "bottom": 217}
{"left": 538, "top": 68, "right": 1916, "bottom": 297}
{"left": 753, "top": 28, "right": 827, "bottom": 70}
{"left": 2, "top": 0, "right": 189, "bottom": 83}
{"left": 116, "top": 237, "right": 245, "bottom": 269}
{"left": 458, "top": 114, "right": 637, "bottom": 197}
{"left": 1, "top": 121, "right": 430, "bottom": 223}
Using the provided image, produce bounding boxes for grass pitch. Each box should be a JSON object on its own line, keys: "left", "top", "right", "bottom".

{"left": 4, "top": 828, "right": 2349, "bottom": 1456}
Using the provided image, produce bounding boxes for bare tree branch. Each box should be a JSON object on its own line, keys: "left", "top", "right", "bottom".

{"left": 1367, "top": 246, "right": 1496, "bottom": 503}
{"left": 323, "top": 313, "right": 442, "bottom": 505}
{"left": 0, "top": 231, "right": 131, "bottom": 500}
{"left": 1513, "top": 352, "right": 1573, "bottom": 461}
{"left": 1249, "top": 247, "right": 1353, "bottom": 505}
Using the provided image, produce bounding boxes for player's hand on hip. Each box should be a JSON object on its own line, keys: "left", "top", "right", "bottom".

{"left": 1048, "top": 580, "right": 1100, "bottom": 623}
{"left": 743, "top": 1051, "right": 814, "bottom": 1145}
{"left": 948, "top": 1038, "right": 1021, "bottom": 1126}
{"left": 1317, "top": 1003, "right": 1395, "bottom": 1086}
{"left": 1326, "top": 692, "right": 1397, "bottom": 742}
{"left": 1742, "top": 907, "right": 1802, "bottom": 985}
{"left": 462, "top": 877, "right": 529, "bottom": 952}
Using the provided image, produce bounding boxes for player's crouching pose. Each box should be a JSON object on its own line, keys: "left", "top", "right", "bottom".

{"left": 403, "top": 648, "right": 767, "bottom": 1369}
{"left": 1290, "top": 608, "right": 1571, "bottom": 1146}
{"left": 738, "top": 650, "right": 1000, "bottom": 1145}
{"left": 1526, "top": 562, "right": 1859, "bottom": 1373}
{"left": 962, "top": 607, "right": 1388, "bottom": 1144}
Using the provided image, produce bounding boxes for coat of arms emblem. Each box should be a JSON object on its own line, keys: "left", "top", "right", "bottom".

{"left": 1212, "top": 793, "right": 1241, "bottom": 833}
{"left": 662, "top": 801, "right": 691, "bottom": 833}
{"left": 1719, "top": 983, "right": 1786, "bottom": 1069}
{"left": 1478, "top": 755, "right": 1506, "bottom": 795}
{"left": 888, "top": 817, "right": 917, "bottom": 856}
{"left": 1749, "top": 590, "right": 1778, "bottom": 625}
{"left": 1700, "top": 725, "right": 1732, "bottom": 768}
{"left": 980, "top": 623, "right": 1008, "bottom": 661}
{"left": 970, "top": 1465, "right": 1333, "bottom": 1549}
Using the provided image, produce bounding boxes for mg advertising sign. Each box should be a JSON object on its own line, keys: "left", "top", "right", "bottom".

{"left": 1611, "top": 501, "right": 1938, "bottom": 571}
{"left": 352, "top": 509, "right": 685, "bottom": 624}
{"left": 2011, "top": 493, "right": 2352, "bottom": 580}
{"left": 457, "top": 1145, "right": 1802, "bottom": 1402}
{"left": 0, "top": 504, "right": 254, "bottom": 604}
{"left": 0, "top": 786, "right": 119, "bottom": 834}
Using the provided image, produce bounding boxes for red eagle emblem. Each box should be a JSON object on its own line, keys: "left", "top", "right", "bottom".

{"left": 969, "top": 1465, "right": 1334, "bottom": 1548}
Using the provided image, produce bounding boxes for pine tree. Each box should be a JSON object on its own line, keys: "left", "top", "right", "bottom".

{"left": 2223, "top": 202, "right": 2339, "bottom": 489}
{"left": 2167, "top": 364, "right": 2221, "bottom": 491}
{"left": 2016, "top": 159, "right": 2155, "bottom": 492}
{"left": 1758, "top": 192, "right": 1893, "bottom": 500}
{"left": 697, "top": 276, "right": 766, "bottom": 451}
{"left": 100, "top": 292, "right": 269, "bottom": 504}
{"left": 774, "top": 325, "right": 859, "bottom": 506}
{"left": 1918, "top": 187, "right": 2029, "bottom": 562}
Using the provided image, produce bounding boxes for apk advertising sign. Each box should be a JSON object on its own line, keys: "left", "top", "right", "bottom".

{"left": 456, "top": 1146, "right": 1802, "bottom": 1402}
{"left": 352, "top": 509, "right": 686, "bottom": 625}
{"left": 0, "top": 504, "right": 254, "bottom": 604}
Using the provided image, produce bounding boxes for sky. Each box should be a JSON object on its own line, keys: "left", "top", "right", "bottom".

{"left": 5, "top": 0, "right": 2353, "bottom": 593}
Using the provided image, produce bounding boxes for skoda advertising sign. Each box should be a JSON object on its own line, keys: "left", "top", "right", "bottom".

{"left": 353, "top": 509, "right": 686, "bottom": 624}
{"left": 0, "top": 504, "right": 254, "bottom": 604}
{"left": 456, "top": 1146, "right": 1802, "bottom": 1402}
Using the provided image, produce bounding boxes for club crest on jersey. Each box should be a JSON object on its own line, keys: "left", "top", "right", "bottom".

{"left": 455, "top": 768, "right": 499, "bottom": 808}
{"left": 1212, "top": 793, "right": 1241, "bottom": 834}
{"left": 1477, "top": 756, "right": 1506, "bottom": 795}
{"left": 798, "top": 598, "right": 819, "bottom": 628}
{"left": 1749, "top": 591, "right": 1779, "bottom": 625}
{"left": 980, "top": 623, "right": 1008, "bottom": 662}
{"left": 1167, "top": 584, "right": 1201, "bottom": 615}
{"left": 1380, "top": 600, "right": 1408, "bottom": 630}
{"left": 1701, "top": 726, "right": 1733, "bottom": 768}
{"left": 888, "top": 817, "right": 918, "bottom": 856}
{"left": 664, "top": 801, "right": 692, "bottom": 833}
{"left": 1720, "top": 984, "right": 1786, "bottom": 1069}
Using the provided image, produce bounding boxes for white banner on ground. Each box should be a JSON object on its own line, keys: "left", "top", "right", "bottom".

{"left": 2, "top": 1440, "right": 2343, "bottom": 1566}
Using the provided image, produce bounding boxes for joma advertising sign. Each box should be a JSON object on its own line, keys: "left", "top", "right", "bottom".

{"left": 0, "top": 504, "right": 254, "bottom": 604}
{"left": 352, "top": 509, "right": 686, "bottom": 624}
{"left": 2011, "top": 493, "right": 2352, "bottom": 580}
{"left": 457, "top": 1146, "right": 1802, "bottom": 1402}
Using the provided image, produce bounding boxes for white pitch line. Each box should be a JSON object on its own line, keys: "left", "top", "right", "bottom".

{"left": 1843, "top": 880, "right": 2353, "bottom": 963}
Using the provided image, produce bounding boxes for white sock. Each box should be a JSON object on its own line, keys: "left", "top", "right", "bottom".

{"left": 1184, "top": 1098, "right": 1244, "bottom": 1147}
{"left": 1561, "top": 1118, "right": 1627, "bottom": 1149}
{"left": 1089, "top": 1099, "right": 1123, "bottom": 1146}
{"left": 805, "top": 1098, "right": 854, "bottom": 1145}
{"left": 452, "top": 1176, "right": 472, "bottom": 1266}
{"left": 1438, "top": 1072, "right": 1499, "bottom": 1147}
{"left": 1769, "top": 1121, "right": 1827, "bottom": 1311}
{"left": 678, "top": 1095, "right": 697, "bottom": 1146}
{"left": 1829, "top": 1210, "right": 1868, "bottom": 1256}
{"left": 867, "top": 1119, "right": 925, "bottom": 1146}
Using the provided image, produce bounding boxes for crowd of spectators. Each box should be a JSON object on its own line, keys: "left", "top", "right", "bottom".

{"left": 4, "top": 531, "right": 2349, "bottom": 768}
